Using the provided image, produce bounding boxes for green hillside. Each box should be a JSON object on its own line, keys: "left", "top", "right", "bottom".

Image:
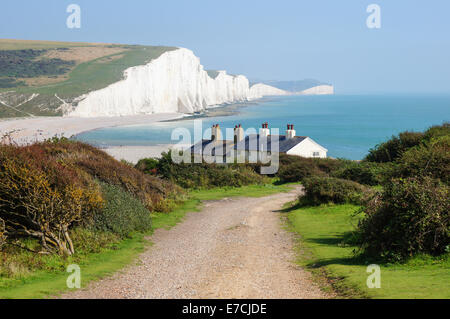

{"left": 0, "top": 39, "right": 177, "bottom": 118}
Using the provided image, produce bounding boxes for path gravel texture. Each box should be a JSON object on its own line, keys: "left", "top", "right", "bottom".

{"left": 62, "top": 186, "right": 330, "bottom": 299}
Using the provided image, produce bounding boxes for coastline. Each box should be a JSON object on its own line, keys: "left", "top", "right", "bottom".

{"left": 0, "top": 113, "right": 185, "bottom": 146}
{"left": 0, "top": 99, "right": 269, "bottom": 162}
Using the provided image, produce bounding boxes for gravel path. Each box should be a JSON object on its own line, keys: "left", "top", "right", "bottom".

{"left": 62, "top": 186, "right": 329, "bottom": 299}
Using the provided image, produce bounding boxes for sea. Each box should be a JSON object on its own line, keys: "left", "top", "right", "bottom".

{"left": 75, "top": 94, "right": 450, "bottom": 160}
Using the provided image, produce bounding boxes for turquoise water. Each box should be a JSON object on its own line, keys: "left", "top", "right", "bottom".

{"left": 75, "top": 95, "right": 450, "bottom": 160}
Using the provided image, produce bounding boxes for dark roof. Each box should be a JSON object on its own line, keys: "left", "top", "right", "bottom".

{"left": 191, "top": 135, "right": 309, "bottom": 155}
{"left": 190, "top": 139, "right": 234, "bottom": 156}
{"left": 234, "top": 135, "right": 307, "bottom": 153}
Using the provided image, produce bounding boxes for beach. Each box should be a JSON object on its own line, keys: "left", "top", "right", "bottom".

{"left": 0, "top": 113, "right": 184, "bottom": 145}
{"left": 104, "top": 144, "right": 190, "bottom": 163}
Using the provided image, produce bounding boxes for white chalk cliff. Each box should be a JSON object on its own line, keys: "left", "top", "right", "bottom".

{"left": 248, "top": 83, "right": 289, "bottom": 99}
{"left": 68, "top": 48, "right": 254, "bottom": 117}
{"left": 298, "top": 85, "right": 334, "bottom": 95}
{"left": 67, "top": 48, "right": 330, "bottom": 117}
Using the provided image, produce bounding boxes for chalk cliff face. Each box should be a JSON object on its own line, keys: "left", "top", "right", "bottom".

{"left": 298, "top": 85, "right": 334, "bottom": 95}
{"left": 248, "top": 83, "right": 289, "bottom": 99}
{"left": 68, "top": 48, "right": 252, "bottom": 117}
{"left": 67, "top": 48, "right": 331, "bottom": 117}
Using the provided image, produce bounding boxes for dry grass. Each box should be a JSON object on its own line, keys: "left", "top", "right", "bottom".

{"left": 0, "top": 39, "right": 111, "bottom": 50}
{"left": 42, "top": 46, "right": 128, "bottom": 64}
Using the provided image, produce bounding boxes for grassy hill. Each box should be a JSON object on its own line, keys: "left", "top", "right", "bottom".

{"left": 0, "top": 39, "right": 177, "bottom": 118}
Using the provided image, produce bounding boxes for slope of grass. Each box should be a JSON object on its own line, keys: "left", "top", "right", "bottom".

{"left": 0, "top": 182, "right": 292, "bottom": 299}
{"left": 286, "top": 203, "right": 450, "bottom": 299}
{"left": 17, "top": 45, "right": 176, "bottom": 97}
{"left": 0, "top": 39, "right": 177, "bottom": 117}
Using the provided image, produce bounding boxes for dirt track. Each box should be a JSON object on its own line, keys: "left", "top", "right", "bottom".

{"left": 62, "top": 186, "right": 330, "bottom": 299}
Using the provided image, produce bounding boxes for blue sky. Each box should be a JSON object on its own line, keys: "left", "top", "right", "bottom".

{"left": 1, "top": 0, "right": 449, "bottom": 94}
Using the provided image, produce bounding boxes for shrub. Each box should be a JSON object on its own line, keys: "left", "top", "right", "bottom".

{"left": 278, "top": 159, "right": 324, "bottom": 183}
{"left": 0, "top": 139, "right": 179, "bottom": 255}
{"left": 365, "top": 131, "right": 424, "bottom": 163}
{"left": 302, "top": 176, "right": 367, "bottom": 205}
{"left": 357, "top": 177, "right": 450, "bottom": 261}
{"left": 143, "top": 152, "right": 266, "bottom": 189}
{"left": 332, "top": 161, "right": 397, "bottom": 186}
{"left": 0, "top": 145, "right": 104, "bottom": 255}
{"left": 314, "top": 157, "right": 347, "bottom": 175}
{"left": 136, "top": 158, "right": 159, "bottom": 175}
{"left": 398, "top": 136, "right": 450, "bottom": 184}
{"left": 86, "top": 183, "right": 152, "bottom": 238}
{"left": 423, "top": 122, "right": 450, "bottom": 141}
{"left": 39, "top": 139, "right": 179, "bottom": 212}
{"left": 277, "top": 154, "right": 348, "bottom": 183}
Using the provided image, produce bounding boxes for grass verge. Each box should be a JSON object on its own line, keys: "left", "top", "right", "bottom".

{"left": 0, "top": 182, "right": 292, "bottom": 299}
{"left": 285, "top": 203, "right": 450, "bottom": 299}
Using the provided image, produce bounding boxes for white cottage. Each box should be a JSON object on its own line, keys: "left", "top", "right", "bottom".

{"left": 190, "top": 123, "right": 327, "bottom": 162}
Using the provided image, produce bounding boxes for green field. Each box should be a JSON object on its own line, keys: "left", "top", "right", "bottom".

{"left": 286, "top": 203, "right": 450, "bottom": 299}
{"left": 0, "top": 39, "right": 177, "bottom": 117}
{"left": 0, "top": 182, "right": 292, "bottom": 299}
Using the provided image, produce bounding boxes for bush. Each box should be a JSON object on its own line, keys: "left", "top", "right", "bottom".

{"left": 0, "top": 144, "right": 103, "bottom": 255}
{"left": 140, "top": 152, "right": 266, "bottom": 189}
{"left": 40, "top": 139, "right": 179, "bottom": 212}
{"left": 332, "top": 161, "right": 397, "bottom": 186}
{"left": 365, "top": 131, "right": 424, "bottom": 163}
{"left": 0, "top": 139, "right": 179, "bottom": 255}
{"left": 357, "top": 177, "right": 450, "bottom": 261}
{"left": 135, "top": 158, "right": 159, "bottom": 175}
{"left": 87, "top": 183, "right": 152, "bottom": 238}
{"left": 276, "top": 155, "right": 348, "bottom": 183}
{"left": 398, "top": 136, "right": 450, "bottom": 184}
{"left": 302, "top": 176, "right": 367, "bottom": 205}
{"left": 278, "top": 159, "right": 324, "bottom": 183}
{"left": 423, "top": 122, "right": 450, "bottom": 141}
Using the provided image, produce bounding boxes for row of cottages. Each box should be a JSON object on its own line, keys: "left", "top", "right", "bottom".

{"left": 190, "top": 123, "right": 328, "bottom": 163}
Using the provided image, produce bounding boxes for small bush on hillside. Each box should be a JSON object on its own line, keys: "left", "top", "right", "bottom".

{"left": 365, "top": 131, "right": 424, "bottom": 163}
{"left": 398, "top": 136, "right": 450, "bottom": 184}
{"left": 86, "top": 183, "right": 152, "bottom": 238}
{"left": 302, "top": 176, "right": 367, "bottom": 205}
{"left": 423, "top": 122, "right": 450, "bottom": 141}
{"left": 314, "top": 157, "right": 347, "bottom": 174}
{"left": 278, "top": 159, "right": 324, "bottom": 183}
{"left": 138, "top": 152, "right": 266, "bottom": 189}
{"left": 135, "top": 158, "right": 159, "bottom": 175}
{"left": 332, "top": 161, "right": 397, "bottom": 186}
{"left": 277, "top": 154, "right": 348, "bottom": 182}
{"left": 357, "top": 177, "right": 450, "bottom": 261}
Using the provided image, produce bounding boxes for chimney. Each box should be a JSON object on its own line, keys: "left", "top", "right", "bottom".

{"left": 286, "top": 124, "right": 296, "bottom": 139}
{"left": 234, "top": 124, "right": 244, "bottom": 143}
{"left": 212, "top": 124, "right": 222, "bottom": 141}
{"left": 260, "top": 122, "right": 270, "bottom": 137}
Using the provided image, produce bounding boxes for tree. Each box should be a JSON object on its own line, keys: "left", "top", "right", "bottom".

{"left": 0, "top": 157, "right": 102, "bottom": 255}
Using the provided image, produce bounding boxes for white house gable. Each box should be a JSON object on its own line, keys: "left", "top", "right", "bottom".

{"left": 286, "top": 137, "right": 327, "bottom": 158}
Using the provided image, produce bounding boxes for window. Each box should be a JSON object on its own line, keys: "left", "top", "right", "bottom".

{"left": 313, "top": 151, "right": 320, "bottom": 157}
